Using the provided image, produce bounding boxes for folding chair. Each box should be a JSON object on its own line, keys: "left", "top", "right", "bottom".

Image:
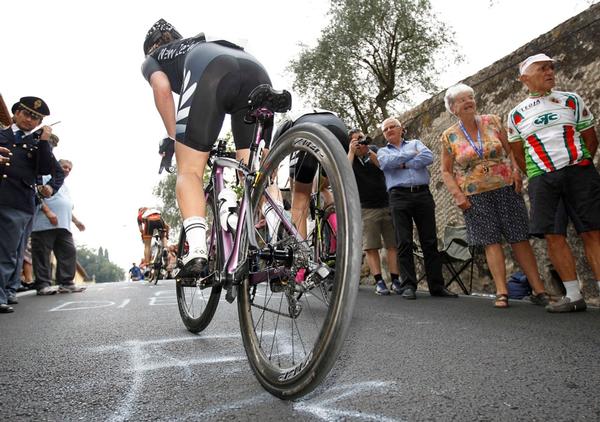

{"left": 439, "top": 225, "right": 474, "bottom": 295}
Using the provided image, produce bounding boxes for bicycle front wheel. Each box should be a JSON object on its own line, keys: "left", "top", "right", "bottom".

{"left": 176, "top": 196, "right": 222, "bottom": 333}
{"left": 237, "top": 122, "right": 362, "bottom": 399}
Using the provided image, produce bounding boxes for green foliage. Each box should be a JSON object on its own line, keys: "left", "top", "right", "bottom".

{"left": 289, "top": 0, "right": 461, "bottom": 133}
{"left": 153, "top": 172, "right": 180, "bottom": 233}
{"left": 77, "top": 245, "right": 125, "bottom": 283}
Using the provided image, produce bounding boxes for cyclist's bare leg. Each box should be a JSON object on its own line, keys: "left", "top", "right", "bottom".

{"left": 175, "top": 142, "right": 209, "bottom": 217}
{"left": 236, "top": 148, "right": 250, "bottom": 165}
{"left": 175, "top": 142, "right": 209, "bottom": 268}
{"left": 291, "top": 181, "right": 312, "bottom": 240}
{"left": 143, "top": 238, "right": 152, "bottom": 264}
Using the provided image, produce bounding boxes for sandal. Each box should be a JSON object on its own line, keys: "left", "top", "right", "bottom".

{"left": 494, "top": 294, "right": 509, "bottom": 308}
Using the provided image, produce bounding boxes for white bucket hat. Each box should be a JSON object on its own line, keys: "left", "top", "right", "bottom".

{"left": 519, "top": 53, "right": 555, "bottom": 75}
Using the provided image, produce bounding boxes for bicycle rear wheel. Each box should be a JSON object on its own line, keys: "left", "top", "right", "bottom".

{"left": 148, "top": 243, "right": 163, "bottom": 285}
{"left": 237, "top": 122, "right": 362, "bottom": 399}
{"left": 176, "top": 196, "right": 222, "bottom": 333}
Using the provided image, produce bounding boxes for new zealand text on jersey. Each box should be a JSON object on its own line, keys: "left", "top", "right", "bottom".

{"left": 157, "top": 40, "right": 199, "bottom": 61}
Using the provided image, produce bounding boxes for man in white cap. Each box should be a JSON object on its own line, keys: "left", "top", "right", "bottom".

{"left": 507, "top": 53, "right": 600, "bottom": 313}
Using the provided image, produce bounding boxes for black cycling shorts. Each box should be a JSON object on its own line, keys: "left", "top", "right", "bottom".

{"left": 177, "top": 42, "right": 272, "bottom": 152}
{"left": 142, "top": 219, "right": 165, "bottom": 240}
{"left": 280, "top": 113, "right": 348, "bottom": 184}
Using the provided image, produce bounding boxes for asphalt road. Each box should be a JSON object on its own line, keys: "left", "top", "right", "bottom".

{"left": 1, "top": 280, "right": 599, "bottom": 421}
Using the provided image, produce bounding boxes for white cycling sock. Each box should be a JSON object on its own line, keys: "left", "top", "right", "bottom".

{"left": 563, "top": 280, "right": 583, "bottom": 301}
{"left": 183, "top": 216, "right": 207, "bottom": 258}
{"left": 262, "top": 201, "right": 283, "bottom": 241}
{"left": 597, "top": 280, "right": 600, "bottom": 292}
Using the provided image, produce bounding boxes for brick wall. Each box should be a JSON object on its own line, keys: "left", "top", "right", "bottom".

{"left": 387, "top": 3, "right": 600, "bottom": 297}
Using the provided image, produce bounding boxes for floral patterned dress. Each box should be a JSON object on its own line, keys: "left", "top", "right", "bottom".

{"left": 441, "top": 114, "right": 512, "bottom": 196}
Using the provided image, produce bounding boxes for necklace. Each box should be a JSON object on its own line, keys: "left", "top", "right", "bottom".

{"left": 458, "top": 118, "right": 488, "bottom": 173}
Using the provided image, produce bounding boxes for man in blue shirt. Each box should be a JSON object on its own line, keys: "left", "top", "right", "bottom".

{"left": 377, "top": 118, "right": 457, "bottom": 299}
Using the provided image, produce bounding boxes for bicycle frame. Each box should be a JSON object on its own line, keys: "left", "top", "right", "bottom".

{"left": 203, "top": 108, "right": 302, "bottom": 294}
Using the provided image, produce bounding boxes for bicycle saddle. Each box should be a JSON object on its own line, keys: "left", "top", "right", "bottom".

{"left": 247, "top": 84, "right": 292, "bottom": 113}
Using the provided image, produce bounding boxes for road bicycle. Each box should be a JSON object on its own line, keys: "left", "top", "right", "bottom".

{"left": 172, "top": 85, "right": 362, "bottom": 399}
{"left": 148, "top": 228, "right": 169, "bottom": 285}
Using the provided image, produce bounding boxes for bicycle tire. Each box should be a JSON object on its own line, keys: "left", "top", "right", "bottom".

{"left": 237, "top": 122, "right": 362, "bottom": 399}
{"left": 149, "top": 243, "right": 162, "bottom": 285}
{"left": 176, "top": 196, "right": 222, "bottom": 333}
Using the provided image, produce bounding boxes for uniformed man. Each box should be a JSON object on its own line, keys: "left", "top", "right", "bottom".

{"left": 0, "top": 96, "right": 57, "bottom": 313}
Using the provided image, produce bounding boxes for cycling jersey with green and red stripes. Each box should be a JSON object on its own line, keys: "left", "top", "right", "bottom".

{"left": 507, "top": 90, "right": 594, "bottom": 178}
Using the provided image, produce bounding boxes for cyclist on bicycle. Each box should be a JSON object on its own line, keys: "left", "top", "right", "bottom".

{"left": 137, "top": 207, "right": 169, "bottom": 266}
{"left": 141, "top": 19, "right": 273, "bottom": 277}
{"left": 271, "top": 110, "right": 348, "bottom": 239}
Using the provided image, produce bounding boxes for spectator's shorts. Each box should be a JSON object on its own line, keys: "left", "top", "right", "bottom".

{"left": 362, "top": 207, "right": 396, "bottom": 250}
{"left": 463, "top": 185, "right": 529, "bottom": 246}
{"left": 528, "top": 164, "right": 600, "bottom": 236}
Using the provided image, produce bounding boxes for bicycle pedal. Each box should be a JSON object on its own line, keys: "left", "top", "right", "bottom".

{"left": 315, "top": 264, "right": 331, "bottom": 279}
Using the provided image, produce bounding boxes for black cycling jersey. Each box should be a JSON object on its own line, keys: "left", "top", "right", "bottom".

{"left": 272, "top": 112, "right": 348, "bottom": 184}
{"left": 142, "top": 35, "right": 206, "bottom": 92}
{"left": 141, "top": 37, "right": 272, "bottom": 152}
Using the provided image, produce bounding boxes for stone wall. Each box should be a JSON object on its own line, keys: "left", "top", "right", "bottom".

{"left": 387, "top": 3, "right": 600, "bottom": 297}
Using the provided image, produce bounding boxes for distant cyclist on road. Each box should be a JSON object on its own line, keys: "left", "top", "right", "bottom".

{"left": 137, "top": 207, "right": 169, "bottom": 266}
{"left": 141, "top": 19, "right": 272, "bottom": 277}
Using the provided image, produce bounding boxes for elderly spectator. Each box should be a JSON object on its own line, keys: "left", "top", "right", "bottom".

{"left": 441, "top": 83, "right": 549, "bottom": 308}
{"left": 31, "top": 159, "right": 86, "bottom": 294}
{"left": 377, "top": 118, "right": 457, "bottom": 299}
{"left": 347, "top": 128, "right": 401, "bottom": 295}
{"left": 0, "top": 96, "right": 56, "bottom": 312}
{"left": 508, "top": 53, "right": 600, "bottom": 313}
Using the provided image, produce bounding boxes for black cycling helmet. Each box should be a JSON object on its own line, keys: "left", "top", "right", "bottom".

{"left": 143, "top": 18, "right": 182, "bottom": 55}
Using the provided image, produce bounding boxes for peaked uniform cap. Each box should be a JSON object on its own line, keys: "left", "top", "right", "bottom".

{"left": 12, "top": 96, "right": 50, "bottom": 117}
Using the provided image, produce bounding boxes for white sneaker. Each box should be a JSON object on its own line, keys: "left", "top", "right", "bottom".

{"left": 58, "top": 285, "right": 86, "bottom": 293}
{"left": 37, "top": 286, "right": 57, "bottom": 296}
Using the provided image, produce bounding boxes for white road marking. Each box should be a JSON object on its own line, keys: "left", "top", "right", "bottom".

{"left": 49, "top": 301, "right": 115, "bottom": 312}
{"left": 117, "top": 299, "right": 130, "bottom": 308}
{"left": 295, "top": 381, "right": 402, "bottom": 421}
{"left": 97, "top": 334, "right": 250, "bottom": 422}
{"left": 149, "top": 296, "right": 177, "bottom": 306}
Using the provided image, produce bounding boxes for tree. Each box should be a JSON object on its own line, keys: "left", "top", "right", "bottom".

{"left": 289, "top": 0, "right": 461, "bottom": 133}
{"left": 77, "top": 245, "right": 125, "bottom": 283}
{"left": 153, "top": 172, "right": 180, "bottom": 233}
